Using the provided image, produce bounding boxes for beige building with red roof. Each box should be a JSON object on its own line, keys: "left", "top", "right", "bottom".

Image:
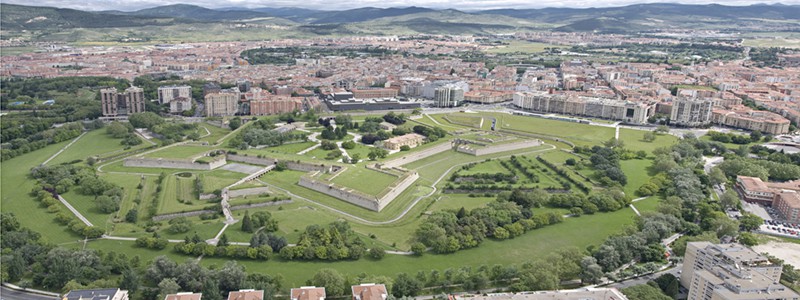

{"left": 735, "top": 176, "right": 776, "bottom": 205}
{"left": 164, "top": 292, "right": 202, "bottom": 300}
{"left": 382, "top": 133, "right": 426, "bottom": 150}
{"left": 351, "top": 284, "right": 388, "bottom": 300}
{"left": 228, "top": 289, "right": 264, "bottom": 300}
{"left": 291, "top": 286, "right": 326, "bottom": 300}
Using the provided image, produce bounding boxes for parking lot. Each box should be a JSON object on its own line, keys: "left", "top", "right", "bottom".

{"left": 759, "top": 219, "right": 800, "bottom": 239}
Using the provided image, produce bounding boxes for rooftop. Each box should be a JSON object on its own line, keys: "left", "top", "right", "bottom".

{"left": 291, "top": 286, "right": 326, "bottom": 300}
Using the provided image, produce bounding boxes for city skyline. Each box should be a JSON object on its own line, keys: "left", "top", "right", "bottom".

{"left": 4, "top": 0, "right": 799, "bottom": 12}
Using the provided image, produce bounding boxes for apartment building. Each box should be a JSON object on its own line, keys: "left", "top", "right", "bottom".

{"left": 774, "top": 191, "right": 800, "bottom": 223}
{"left": 711, "top": 108, "right": 790, "bottom": 135}
{"left": 205, "top": 90, "right": 240, "bottom": 117}
{"left": 158, "top": 85, "right": 192, "bottom": 104}
{"left": 434, "top": 85, "right": 464, "bottom": 107}
{"left": 512, "top": 91, "right": 651, "bottom": 124}
{"left": 169, "top": 97, "right": 193, "bottom": 114}
{"left": 681, "top": 242, "right": 798, "bottom": 300}
{"left": 670, "top": 98, "right": 713, "bottom": 127}
{"left": 351, "top": 284, "right": 388, "bottom": 300}
{"left": 735, "top": 176, "right": 777, "bottom": 205}
{"left": 101, "top": 86, "right": 145, "bottom": 117}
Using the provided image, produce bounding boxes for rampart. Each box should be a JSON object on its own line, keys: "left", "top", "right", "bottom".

{"left": 455, "top": 140, "right": 542, "bottom": 156}
{"left": 230, "top": 199, "right": 292, "bottom": 211}
{"left": 123, "top": 156, "right": 226, "bottom": 170}
{"left": 152, "top": 210, "right": 216, "bottom": 221}
{"left": 226, "top": 154, "right": 334, "bottom": 173}
{"left": 499, "top": 128, "right": 575, "bottom": 147}
{"left": 380, "top": 141, "right": 453, "bottom": 168}
{"left": 228, "top": 187, "right": 272, "bottom": 198}
{"left": 298, "top": 176, "right": 382, "bottom": 211}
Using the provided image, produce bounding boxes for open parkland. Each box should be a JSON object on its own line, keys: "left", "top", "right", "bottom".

{"left": 1, "top": 109, "right": 680, "bottom": 288}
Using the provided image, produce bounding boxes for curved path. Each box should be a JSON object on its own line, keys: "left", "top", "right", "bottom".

{"left": 257, "top": 144, "right": 556, "bottom": 226}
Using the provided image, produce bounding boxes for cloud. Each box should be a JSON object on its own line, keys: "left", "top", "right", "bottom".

{"left": 3, "top": 0, "right": 799, "bottom": 11}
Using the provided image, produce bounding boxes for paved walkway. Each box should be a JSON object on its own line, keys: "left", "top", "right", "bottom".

{"left": 42, "top": 131, "right": 87, "bottom": 165}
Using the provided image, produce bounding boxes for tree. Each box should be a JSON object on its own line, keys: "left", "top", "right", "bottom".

{"left": 621, "top": 284, "right": 672, "bottom": 300}
{"left": 579, "top": 257, "right": 604, "bottom": 284}
{"left": 643, "top": 131, "right": 656, "bottom": 142}
{"left": 119, "top": 268, "right": 140, "bottom": 294}
{"left": 229, "top": 117, "right": 242, "bottom": 130}
{"left": 94, "top": 195, "right": 120, "bottom": 214}
{"left": 217, "top": 261, "right": 246, "bottom": 293}
{"left": 106, "top": 122, "right": 130, "bottom": 138}
{"left": 369, "top": 246, "right": 385, "bottom": 260}
{"left": 411, "top": 242, "right": 426, "bottom": 256}
{"left": 218, "top": 234, "right": 229, "bottom": 247}
{"left": 310, "top": 269, "right": 345, "bottom": 296}
{"left": 241, "top": 211, "right": 254, "bottom": 233}
{"left": 350, "top": 154, "right": 361, "bottom": 164}
{"left": 738, "top": 232, "right": 758, "bottom": 246}
{"left": 392, "top": 273, "right": 422, "bottom": 297}
{"left": 157, "top": 278, "right": 180, "bottom": 300}
{"left": 125, "top": 209, "right": 138, "bottom": 223}
{"left": 739, "top": 213, "right": 763, "bottom": 232}
{"left": 720, "top": 189, "right": 739, "bottom": 211}
{"left": 128, "top": 112, "right": 164, "bottom": 129}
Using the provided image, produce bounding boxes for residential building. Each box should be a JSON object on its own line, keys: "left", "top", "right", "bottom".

{"left": 680, "top": 242, "right": 798, "bottom": 300}
{"left": 448, "top": 289, "right": 628, "bottom": 300}
{"left": 169, "top": 97, "right": 193, "bottom": 114}
{"left": 205, "top": 90, "right": 240, "bottom": 117}
{"left": 291, "top": 286, "right": 326, "bottom": 300}
{"left": 351, "top": 284, "right": 388, "bottom": 300}
{"left": 434, "top": 85, "right": 464, "bottom": 107}
{"left": 382, "top": 133, "right": 425, "bottom": 150}
{"left": 351, "top": 88, "right": 398, "bottom": 99}
{"left": 511, "top": 91, "right": 651, "bottom": 124}
{"left": 64, "top": 288, "right": 129, "bottom": 300}
{"left": 158, "top": 85, "right": 192, "bottom": 104}
{"left": 101, "top": 86, "right": 145, "bottom": 117}
{"left": 670, "top": 98, "right": 713, "bottom": 127}
{"left": 774, "top": 191, "right": 800, "bottom": 223}
{"left": 735, "top": 176, "right": 776, "bottom": 205}
{"left": 245, "top": 87, "right": 303, "bottom": 116}
{"left": 164, "top": 292, "right": 202, "bottom": 300}
{"left": 228, "top": 289, "right": 264, "bottom": 300}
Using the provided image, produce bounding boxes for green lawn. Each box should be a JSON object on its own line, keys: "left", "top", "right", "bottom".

{"left": 330, "top": 167, "right": 398, "bottom": 196}
{"left": 0, "top": 139, "right": 82, "bottom": 244}
{"left": 459, "top": 160, "right": 509, "bottom": 175}
{"left": 49, "top": 129, "right": 147, "bottom": 165}
{"left": 144, "top": 145, "right": 212, "bottom": 160}
{"left": 158, "top": 174, "right": 211, "bottom": 214}
{"left": 430, "top": 195, "right": 495, "bottom": 212}
{"left": 198, "top": 123, "right": 231, "bottom": 143}
{"left": 618, "top": 129, "right": 678, "bottom": 156}
{"left": 201, "top": 169, "right": 247, "bottom": 193}
{"left": 620, "top": 159, "right": 652, "bottom": 197}
{"left": 699, "top": 135, "right": 760, "bottom": 150}
{"left": 484, "top": 113, "right": 615, "bottom": 147}
{"left": 632, "top": 196, "right": 661, "bottom": 213}
{"left": 260, "top": 142, "right": 317, "bottom": 155}
{"left": 441, "top": 113, "right": 483, "bottom": 128}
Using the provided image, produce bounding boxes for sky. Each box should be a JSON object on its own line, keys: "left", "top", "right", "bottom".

{"left": 4, "top": 0, "right": 800, "bottom": 11}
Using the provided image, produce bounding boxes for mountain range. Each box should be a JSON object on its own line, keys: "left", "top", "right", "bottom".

{"left": 2, "top": 3, "right": 800, "bottom": 34}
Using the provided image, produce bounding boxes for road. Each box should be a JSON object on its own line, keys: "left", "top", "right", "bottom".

{"left": 606, "top": 263, "right": 682, "bottom": 290}
{"left": 0, "top": 286, "right": 57, "bottom": 300}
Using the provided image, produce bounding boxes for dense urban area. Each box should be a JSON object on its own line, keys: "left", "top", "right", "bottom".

{"left": 1, "top": 2, "right": 800, "bottom": 300}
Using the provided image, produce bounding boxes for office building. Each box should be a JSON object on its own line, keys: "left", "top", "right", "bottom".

{"left": 681, "top": 242, "right": 799, "bottom": 300}
{"left": 434, "top": 85, "right": 464, "bottom": 107}
{"left": 158, "top": 85, "right": 192, "bottom": 104}
{"left": 671, "top": 98, "right": 713, "bottom": 127}
{"left": 101, "top": 86, "right": 145, "bottom": 117}
{"left": 774, "top": 191, "right": 800, "bottom": 223}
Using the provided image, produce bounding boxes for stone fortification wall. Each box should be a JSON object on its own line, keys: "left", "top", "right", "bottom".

{"left": 153, "top": 210, "right": 216, "bottom": 221}
{"left": 499, "top": 129, "right": 575, "bottom": 147}
{"left": 226, "top": 154, "right": 333, "bottom": 173}
{"left": 456, "top": 140, "right": 542, "bottom": 156}
{"left": 298, "top": 176, "right": 381, "bottom": 211}
{"left": 381, "top": 141, "right": 453, "bottom": 168}
{"left": 230, "top": 199, "right": 292, "bottom": 211}
{"left": 123, "top": 157, "right": 226, "bottom": 170}
{"left": 376, "top": 171, "right": 419, "bottom": 211}
{"left": 228, "top": 187, "right": 271, "bottom": 198}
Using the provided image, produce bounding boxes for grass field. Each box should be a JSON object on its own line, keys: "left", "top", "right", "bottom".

{"left": 0, "top": 139, "right": 82, "bottom": 244}
{"left": 430, "top": 195, "right": 495, "bottom": 211}
{"left": 198, "top": 123, "right": 231, "bottom": 143}
{"left": 158, "top": 174, "right": 211, "bottom": 214}
{"left": 261, "top": 141, "right": 317, "bottom": 155}
{"left": 484, "top": 41, "right": 565, "bottom": 54}
{"left": 486, "top": 113, "right": 615, "bottom": 146}
{"left": 201, "top": 169, "right": 248, "bottom": 193}
{"left": 49, "top": 130, "right": 147, "bottom": 165}
{"left": 144, "top": 145, "right": 212, "bottom": 160}
{"left": 618, "top": 129, "right": 678, "bottom": 156}
{"left": 442, "top": 114, "right": 483, "bottom": 128}
{"left": 632, "top": 196, "right": 661, "bottom": 213}
{"left": 619, "top": 159, "right": 653, "bottom": 197}
{"left": 329, "top": 167, "right": 398, "bottom": 195}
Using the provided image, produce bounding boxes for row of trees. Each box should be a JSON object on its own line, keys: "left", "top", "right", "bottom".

{"left": 1, "top": 122, "right": 85, "bottom": 161}
{"left": 413, "top": 197, "right": 563, "bottom": 254}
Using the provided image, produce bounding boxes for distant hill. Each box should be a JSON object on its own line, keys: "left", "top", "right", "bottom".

{"left": 106, "top": 4, "right": 294, "bottom": 23}
{"left": 308, "top": 6, "right": 436, "bottom": 24}
{"left": 0, "top": 3, "right": 183, "bottom": 30}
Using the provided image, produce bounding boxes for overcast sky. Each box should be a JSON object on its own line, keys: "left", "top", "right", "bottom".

{"left": 4, "top": 0, "right": 799, "bottom": 11}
